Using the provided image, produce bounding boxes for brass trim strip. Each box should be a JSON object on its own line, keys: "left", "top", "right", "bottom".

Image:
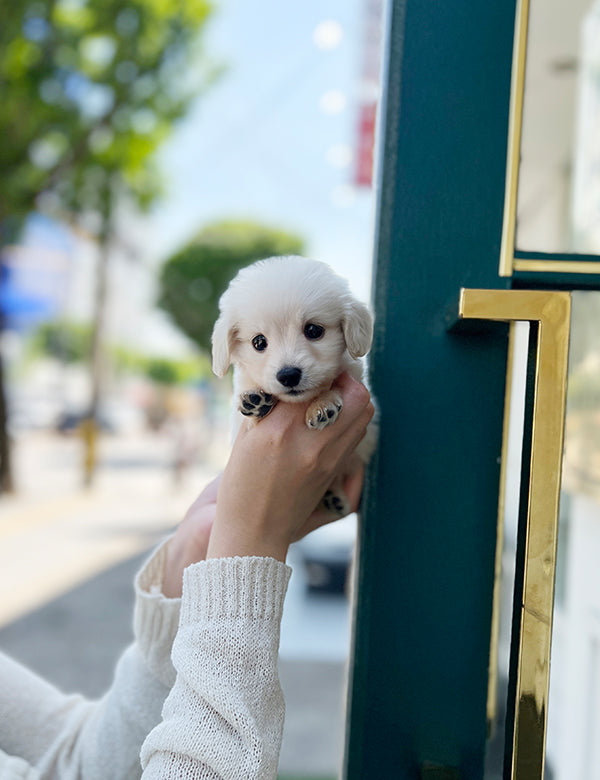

{"left": 458, "top": 289, "right": 571, "bottom": 779}
{"left": 499, "top": 0, "right": 530, "bottom": 278}
{"left": 514, "top": 258, "right": 600, "bottom": 275}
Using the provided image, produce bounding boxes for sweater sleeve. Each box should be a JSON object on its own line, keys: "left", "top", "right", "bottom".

{"left": 0, "top": 748, "right": 41, "bottom": 779}
{"left": 0, "top": 539, "right": 181, "bottom": 780}
{"left": 140, "top": 556, "right": 292, "bottom": 780}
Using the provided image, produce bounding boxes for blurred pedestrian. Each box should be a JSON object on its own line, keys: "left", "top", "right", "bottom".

{"left": 0, "top": 372, "right": 373, "bottom": 779}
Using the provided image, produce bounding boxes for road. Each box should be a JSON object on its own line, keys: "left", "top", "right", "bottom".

{"left": 0, "top": 428, "right": 351, "bottom": 777}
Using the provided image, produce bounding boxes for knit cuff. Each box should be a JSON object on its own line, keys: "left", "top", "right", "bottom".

{"left": 181, "top": 556, "right": 292, "bottom": 626}
{"left": 134, "top": 537, "right": 182, "bottom": 687}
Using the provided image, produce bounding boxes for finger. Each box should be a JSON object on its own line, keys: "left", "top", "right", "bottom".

{"left": 236, "top": 374, "right": 371, "bottom": 446}
{"left": 333, "top": 372, "right": 371, "bottom": 407}
{"left": 290, "top": 381, "right": 372, "bottom": 459}
{"left": 296, "top": 505, "right": 342, "bottom": 539}
{"left": 322, "top": 402, "right": 374, "bottom": 465}
{"left": 184, "top": 475, "right": 222, "bottom": 523}
{"left": 197, "top": 474, "right": 222, "bottom": 503}
{"left": 332, "top": 373, "right": 371, "bottom": 419}
{"left": 342, "top": 461, "right": 365, "bottom": 513}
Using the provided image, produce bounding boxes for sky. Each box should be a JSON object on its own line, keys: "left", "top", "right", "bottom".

{"left": 130, "top": 0, "right": 379, "bottom": 305}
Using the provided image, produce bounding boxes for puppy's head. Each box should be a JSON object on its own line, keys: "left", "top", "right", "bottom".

{"left": 211, "top": 256, "right": 373, "bottom": 402}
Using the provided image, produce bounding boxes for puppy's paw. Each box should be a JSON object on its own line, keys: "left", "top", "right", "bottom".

{"left": 239, "top": 389, "right": 276, "bottom": 419}
{"left": 322, "top": 489, "right": 350, "bottom": 517}
{"left": 306, "top": 392, "right": 343, "bottom": 431}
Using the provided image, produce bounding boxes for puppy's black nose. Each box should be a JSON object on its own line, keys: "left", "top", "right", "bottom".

{"left": 277, "top": 366, "right": 302, "bottom": 388}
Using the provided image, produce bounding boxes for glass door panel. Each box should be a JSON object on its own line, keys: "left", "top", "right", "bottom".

{"left": 516, "top": 0, "right": 600, "bottom": 254}
{"left": 484, "top": 294, "right": 600, "bottom": 779}
{"left": 545, "top": 291, "right": 600, "bottom": 779}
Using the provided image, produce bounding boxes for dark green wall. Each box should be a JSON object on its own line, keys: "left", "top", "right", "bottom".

{"left": 345, "top": 0, "right": 517, "bottom": 777}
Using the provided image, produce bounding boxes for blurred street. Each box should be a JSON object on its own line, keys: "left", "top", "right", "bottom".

{"left": 0, "top": 0, "right": 376, "bottom": 776}
{"left": 0, "top": 428, "right": 351, "bottom": 777}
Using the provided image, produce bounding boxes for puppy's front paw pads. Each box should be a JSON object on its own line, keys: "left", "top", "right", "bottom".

{"left": 239, "top": 390, "right": 276, "bottom": 419}
{"left": 322, "top": 490, "right": 349, "bottom": 517}
{"left": 306, "top": 398, "right": 342, "bottom": 431}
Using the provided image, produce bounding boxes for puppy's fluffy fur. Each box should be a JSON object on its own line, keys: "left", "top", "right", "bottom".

{"left": 212, "top": 255, "right": 375, "bottom": 514}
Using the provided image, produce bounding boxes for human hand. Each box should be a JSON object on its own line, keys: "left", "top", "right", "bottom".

{"left": 207, "top": 373, "right": 374, "bottom": 563}
{"left": 293, "top": 453, "right": 365, "bottom": 542}
{"left": 162, "top": 476, "right": 220, "bottom": 598}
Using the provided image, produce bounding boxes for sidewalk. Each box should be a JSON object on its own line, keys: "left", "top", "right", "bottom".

{"left": 0, "top": 429, "right": 219, "bottom": 627}
{"left": 0, "top": 429, "right": 347, "bottom": 777}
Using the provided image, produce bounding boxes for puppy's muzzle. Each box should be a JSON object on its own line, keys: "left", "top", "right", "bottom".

{"left": 277, "top": 366, "right": 302, "bottom": 388}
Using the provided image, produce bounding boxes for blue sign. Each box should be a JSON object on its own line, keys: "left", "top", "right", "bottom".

{"left": 0, "top": 214, "right": 72, "bottom": 331}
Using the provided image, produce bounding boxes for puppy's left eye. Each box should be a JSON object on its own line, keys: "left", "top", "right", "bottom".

{"left": 252, "top": 334, "right": 268, "bottom": 351}
{"left": 304, "top": 323, "right": 325, "bottom": 340}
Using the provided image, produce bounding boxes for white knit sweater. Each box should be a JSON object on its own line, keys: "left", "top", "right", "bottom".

{"left": 0, "top": 542, "right": 292, "bottom": 779}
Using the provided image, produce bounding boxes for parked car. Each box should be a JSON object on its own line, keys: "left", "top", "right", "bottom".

{"left": 54, "top": 410, "right": 115, "bottom": 435}
{"left": 296, "top": 513, "right": 357, "bottom": 595}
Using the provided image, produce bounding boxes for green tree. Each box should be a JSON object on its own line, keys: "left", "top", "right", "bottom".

{"left": 158, "top": 220, "right": 305, "bottom": 354}
{"left": 30, "top": 320, "right": 93, "bottom": 363}
{"left": 145, "top": 357, "right": 195, "bottom": 386}
{"left": 0, "top": 0, "right": 215, "bottom": 225}
{"left": 29, "top": 320, "right": 209, "bottom": 384}
{"left": 0, "top": 0, "right": 216, "bottom": 489}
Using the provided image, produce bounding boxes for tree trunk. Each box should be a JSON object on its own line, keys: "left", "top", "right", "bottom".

{"left": 0, "top": 226, "right": 15, "bottom": 493}
{"left": 83, "top": 231, "right": 111, "bottom": 488}
{"left": 0, "top": 345, "right": 14, "bottom": 493}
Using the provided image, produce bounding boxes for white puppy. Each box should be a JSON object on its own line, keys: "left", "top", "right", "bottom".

{"left": 211, "top": 255, "right": 375, "bottom": 514}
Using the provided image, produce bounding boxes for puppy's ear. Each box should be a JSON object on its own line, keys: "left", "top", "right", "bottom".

{"left": 342, "top": 299, "right": 374, "bottom": 359}
{"left": 211, "top": 312, "right": 237, "bottom": 377}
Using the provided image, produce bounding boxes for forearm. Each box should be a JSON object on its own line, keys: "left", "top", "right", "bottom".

{"left": 206, "top": 518, "right": 289, "bottom": 562}
{"left": 0, "top": 645, "right": 169, "bottom": 780}
{"left": 0, "top": 748, "right": 41, "bottom": 779}
{"left": 0, "top": 542, "right": 180, "bottom": 779}
{"left": 72, "top": 541, "right": 182, "bottom": 778}
{"left": 69, "top": 645, "right": 172, "bottom": 779}
{"left": 141, "top": 556, "right": 291, "bottom": 780}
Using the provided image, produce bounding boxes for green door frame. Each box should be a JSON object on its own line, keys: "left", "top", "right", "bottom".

{"left": 344, "top": 0, "right": 517, "bottom": 776}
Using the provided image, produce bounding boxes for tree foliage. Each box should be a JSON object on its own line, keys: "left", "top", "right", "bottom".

{"left": 30, "top": 319, "right": 92, "bottom": 363}
{"left": 29, "top": 318, "right": 210, "bottom": 383}
{"left": 157, "top": 220, "right": 305, "bottom": 354}
{"left": 0, "top": 0, "right": 215, "bottom": 233}
{"left": 0, "top": 0, "right": 216, "bottom": 489}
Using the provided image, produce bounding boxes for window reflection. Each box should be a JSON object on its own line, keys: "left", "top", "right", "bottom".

{"left": 516, "top": 0, "right": 600, "bottom": 254}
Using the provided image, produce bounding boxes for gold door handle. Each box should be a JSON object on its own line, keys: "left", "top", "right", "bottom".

{"left": 457, "top": 289, "right": 571, "bottom": 779}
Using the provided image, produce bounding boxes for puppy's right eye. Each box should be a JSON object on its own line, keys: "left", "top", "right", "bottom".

{"left": 304, "top": 323, "right": 325, "bottom": 340}
{"left": 252, "top": 334, "right": 268, "bottom": 352}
